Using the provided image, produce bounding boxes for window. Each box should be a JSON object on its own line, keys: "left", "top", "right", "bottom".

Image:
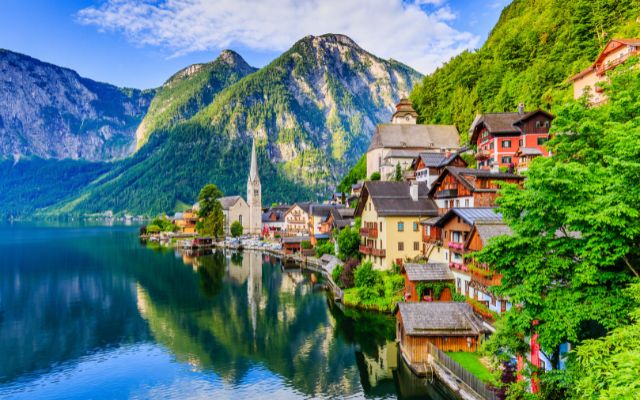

{"left": 239, "top": 215, "right": 243, "bottom": 224}
{"left": 491, "top": 297, "right": 496, "bottom": 307}
{"left": 501, "top": 156, "right": 512, "bottom": 164}
{"left": 413, "top": 222, "right": 418, "bottom": 232}
{"left": 502, "top": 139, "right": 511, "bottom": 148}
{"left": 489, "top": 142, "right": 494, "bottom": 150}
{"left": 535, "top": 121, "right": 542, "bottom": 128}
{"left": 464, "top": 199, "right": 469, "bottom": 207}
{"left": 544, "top": 121, "right": 550, "bottom": 128}
{"left": 413, "top": 242, "right": 419, "bottom": 251}
{"left": 519, "top": 139, "right": 523, "bottom": 147}
{"left": 455, "top": 200, "right": 460, "bottom": 207}
{"left": 452, "top": 231, "right": 462, "bottom": 243}
{"left": 537, "top": 137, "right": 548, "bottom": 145}
{"left": 397, "top": 222, "right": 404, "bottom": 232}
{"left": 398, "top": 242, "right": 404, "bottom": 251}
{"left": 379, "top": 221, "right": 382, "bottom": 231}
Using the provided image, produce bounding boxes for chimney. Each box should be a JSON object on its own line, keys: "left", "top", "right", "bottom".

{"left": 518, "top": 103, "right": 525, "bottom": 115}
{"left": 409, "top": 181, "right": 419, "bottom": 202}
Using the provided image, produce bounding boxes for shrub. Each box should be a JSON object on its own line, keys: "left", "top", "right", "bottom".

{"left": 369, "top": 172, "right": 381, "bottom": 181}
{"left": 301, "top": 240, "right": 312, "bottom": 249}
{"left": 230, "top": 220, "right": 243, "bottom": 237}
{"left": 354, "top": 261, "right": 381, "bottom": 288}
{"left": 146, "top": 224, "right": 161, "bottom": 234}
{"left": 332, "top": 264, "right": 344, "bottom": 285}
{"left": 337, "top": 227, "right": 360, "bottom": 261}
{"left": 339, "top": 258, "right": 358, "bottom": 288}
{"left": 315, "top": 240, "right": 334, "bottom": 257}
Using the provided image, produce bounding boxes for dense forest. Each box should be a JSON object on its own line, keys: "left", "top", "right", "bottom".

{"left": 410, "top": 0, "right": 640, "bottom": 141}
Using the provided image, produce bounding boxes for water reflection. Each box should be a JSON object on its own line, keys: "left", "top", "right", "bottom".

{"left": 0, "top": 225, "right": 456, "bottom": 399}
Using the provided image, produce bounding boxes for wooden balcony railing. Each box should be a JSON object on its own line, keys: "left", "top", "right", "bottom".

{"left": 359, "top": 245, "right": 386, "bottom": 257}
{"left": 449, "top": 262, "right": 467, "bottom": 272}
{"left": 359, "top": 245, "right": 372, "bottom": 255}
{"left": 448, "top": 241, "right": 464, "bottom": 251}
{"left": 359, "top": 226, "right": 378, "bottom": 238}
{"left": 436, "top": 188, "right": 458, "bottom": 198}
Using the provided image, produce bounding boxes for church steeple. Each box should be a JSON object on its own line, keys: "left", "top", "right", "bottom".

{"left": 246, "top": 137, "right": 262, "bottom": 236}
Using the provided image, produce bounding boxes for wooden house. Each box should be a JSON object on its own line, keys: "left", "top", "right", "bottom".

{"left": 402, "top": 263, "right": 454, "bottom": 302}
{"left": 469, "top": 106, "right": 554, "bottom": 171}
{"left": 428, "top": 167, "right": 523, "bottom": 213}
{"left": 408, "top": 150, "right": 467, "bottom": 188}
{"left": 174, "top": 209, "right": 199, "bottom": 234}
{"left": 395, "top": 302, "right": 488, "bottom": 361}
{"left": 284, "top": 202, "right": 312, "bottom": 236}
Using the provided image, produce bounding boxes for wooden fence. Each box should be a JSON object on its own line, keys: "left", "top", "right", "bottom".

{"left": 426, "top": 342, "right": 498, "bottom": 400}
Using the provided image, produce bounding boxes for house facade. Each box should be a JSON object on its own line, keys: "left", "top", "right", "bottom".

{"left": 355, "top": 181, "right": 438, "bottom": 270}
{"left": 569, "top": 38, "right": 640, "bottom": 105}
{"left": 401, "top": 263, "right": 454, "bottom": 302}
{"left": 428, "top": 167, "right": 524, "bottom": 213}
{"left": 284, "top": 202, "right": 312, "bottom": 237}
{"left": 469, "top": 106, "right": 554, "bottom": 171}
{"left": 366, "top": 98, "right": 459, "bottom": 181}
{"left": 408, "top": 150, "right": 467, "bottom": 189}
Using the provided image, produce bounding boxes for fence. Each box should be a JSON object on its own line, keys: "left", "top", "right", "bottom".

{"left": 426, "top": 342, "right": 498, "bottom": 400}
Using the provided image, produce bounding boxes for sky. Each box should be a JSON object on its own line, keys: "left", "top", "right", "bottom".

{"left": 0, "top": 0, "right": 510, "bottom": 90}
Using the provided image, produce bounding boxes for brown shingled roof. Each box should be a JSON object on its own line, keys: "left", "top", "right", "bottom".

{"left": 404, "top": 263, "right": 454, "bottom": 282}
{"left": 368, "top": 124, "right": 460, "bottom": 152}
{"left": 395, "top": 302, "right": 488, "bottom": 336}
{"left": 356, "top": 181, "right": 439, "bottom": 217}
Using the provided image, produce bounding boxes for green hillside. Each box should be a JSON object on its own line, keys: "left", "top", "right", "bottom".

{"left": 410, "top": 0, "right": 640, "bottom": 141}
{"left": 45, "top": 34, "right": 421, "bottom": 216}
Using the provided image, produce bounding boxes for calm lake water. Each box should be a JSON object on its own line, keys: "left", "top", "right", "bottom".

{"left": 0, "top": 223, "right": 457, "bottom": 399}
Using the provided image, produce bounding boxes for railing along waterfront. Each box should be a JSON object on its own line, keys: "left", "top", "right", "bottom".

{"left": 426, "top": 342, "right": 498, "bottom": 400}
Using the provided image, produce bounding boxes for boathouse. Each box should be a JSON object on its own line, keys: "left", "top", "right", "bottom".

{"left": 395, "top": 302, "right": 488, "bottom": 362}
{"left": 402, "top": 263, "right": 454, "bottom": 302}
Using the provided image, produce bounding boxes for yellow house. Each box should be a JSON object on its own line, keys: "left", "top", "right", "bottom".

{"left": 355, "top": 181, "right": 438, "bottom": 270}
{"left": 175, "top": 209, "right": 199, "bottom": 234}
{"left": 569, "top": 38, "right": 640, "bottom": 105}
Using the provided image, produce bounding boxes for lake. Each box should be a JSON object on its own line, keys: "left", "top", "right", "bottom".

{"left": 0, "top": 224, "right": 457, "bottom": 399}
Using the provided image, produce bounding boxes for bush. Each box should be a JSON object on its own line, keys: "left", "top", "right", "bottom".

{"left": 337, "top": 227, "right": 360, "bottom": 261}
{"left": 354, "top": 261, "right": 381, "bottom": 288}
{"left": 146, "top": 224, "right": 161, "bottom": 234}
{"left": 301, "top": 240, "right": 312, "bottom": 249}
{"left": 369, "top": 172, "right": 381, "bottom": 181}
{"left": 230, "top": 220, "right": 243, "bottom": 237}
{"left": 339, "top": 258, "right": 358, "bottom": 288}
{"left": 315, "top": 240, "right": 334, "bottom": 257}
{"left": 332, "top": 264, "right": 343, "bottom": 284}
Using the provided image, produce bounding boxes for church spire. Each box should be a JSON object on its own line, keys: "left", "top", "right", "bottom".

{"left": 248, "top": 138, "right": 259, "bottom": 183}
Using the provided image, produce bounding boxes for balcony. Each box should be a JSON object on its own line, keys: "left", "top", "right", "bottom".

{"left": 359, "top": 226, "right": 378, "bottom": 238}
{"left": 448, "top": 241, "right": 464, "bottom": 251}
{"left": 468, "top": 263, "right": 502, "bottom": 287}
{"left": 449, "top": 262, "right": 467, "bottom": 272}
{"left": 474, "top": 149, "right": 491, "bottom": 161}
{"left": 359, "top": 245, "right": 386, "bottom": 257}
{"left": 436, "top": 189, "right": 458, "bottom": 198}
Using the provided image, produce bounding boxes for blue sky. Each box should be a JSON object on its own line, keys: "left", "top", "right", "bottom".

{"left": 0, "top": 0, "right": 510, "bottom": 89}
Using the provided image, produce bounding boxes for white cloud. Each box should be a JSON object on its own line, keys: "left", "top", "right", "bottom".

{"left": 76, "top": 0, "right": 479, "bottom": 74}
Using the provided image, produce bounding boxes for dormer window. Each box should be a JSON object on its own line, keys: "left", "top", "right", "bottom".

{"left": 544, "top": 121, "right": 550, "bottom": 128}
{"left": 535, "top": 121, "right": 542, "bottom": 128}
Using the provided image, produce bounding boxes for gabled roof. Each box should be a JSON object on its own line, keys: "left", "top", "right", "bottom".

{"left": 329, "top": 207, "right": 355, "bottom": 229}
{"left": 286, "top": 202, "right": 313, "bottom": 216}
{"left": 469, "top": 109, "right": 554, "bottom": 144}
{"left": 433, "top": 207, "right": 502, "bottom": 228}
{"left": 367, "top": 124, "right": 460, "bottom": 152}
{"left": 310, "top": 204, "right": 335, "bottom": 218}
{"left": 218, "top": 195, "right": 246, "bottom": 210}
{"left": 569, "top": 38, "right": 640, "bottom": 81}
{"left": 411, "top": 148, "right": 468, "bottom": 170}
{"left": 355, "top": 181, "right": 438, "bottom": 217}
{"left": 395, "top": 302, "right": 488, "bottom": 336}
{"left": 403, "top": 263, "right": 454, "bottom": 282}
{"left": 466, "top": 220, "right": 512, "bottom": 248}
{"left": 428, "top": 166, "right": 524, "bottom": 197}
{"left": 515, "top": 147, "right": 543, "bottom": 156}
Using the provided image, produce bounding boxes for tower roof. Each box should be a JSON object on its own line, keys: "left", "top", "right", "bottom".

{"left": 248, "top": 138, "right": 260, "bottom": 183}
{"left": 391, "top": 98, "right": 418, "bottom": 120}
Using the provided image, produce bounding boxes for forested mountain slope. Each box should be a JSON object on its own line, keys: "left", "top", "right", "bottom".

{"left": 48, "top": 34, "right": 422, "bottom": 215}
{"left": 410, "top": 0, "right": 640, "bottom": 141}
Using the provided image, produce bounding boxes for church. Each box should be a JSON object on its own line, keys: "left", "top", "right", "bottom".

{"left": 218, "top": 139, "right": 262, "bottom": 236}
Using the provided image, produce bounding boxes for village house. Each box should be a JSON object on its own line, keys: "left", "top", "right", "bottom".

{"left": 407, "top": 149, "right": 467, "bottom": 188}
{"left": 283, "top": 202, "right": 312, "bottom": 236}
{"left": 395, "top": 302, "right": 488, "bottom": 362}
{"left": 465, "top": 220, "right": 513, "bottom": 316}
{"left": 428, "top": 167, "right": 524, "bottom": 213}
{"left": 366, "top": 98, "right": 460, "bottom": 181}
{"left": 261, "top": 205, "right": 289, "bottom": 237}
{"left": 173, "top": 208, "right": 199, "bottom": 234}
{"left": 420, "top": 216, "right": 448, "bottom": 263}
{"left": 218, "top": 195, "right": 250, "bottom": 236}
{"left": 308, "top": 204, "right": 336, "bottom": 245}
{"left": 401, "top": 263, "right": 454, "bottom": 302}
{"left": 355, "top": 181, "right": 439, "bottom": 270}
{"left": 321, "top": 207, "right": 354, "bottom": 234}
{"left": 469, "top": 105, "right": 555, "bottom": 171}
{"left": 569, "top": 38, "right": 640, "bottom": 105}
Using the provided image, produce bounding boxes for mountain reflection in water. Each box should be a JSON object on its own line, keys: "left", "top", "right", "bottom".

{"left": 0, "top": 224, "right": 457, "bottom": 399}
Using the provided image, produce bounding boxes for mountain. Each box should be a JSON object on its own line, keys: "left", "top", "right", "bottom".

{"left": 48, "top": 34, "right": 422, "bottom": 216}
{"left": 410, "top": 0, "right": 640, "bottom": 140}
{"left": 0, "top": 49, "right": 154, "bottom": 161}
{"left": 135, "top": 50, "right": 258, "bottom": 148}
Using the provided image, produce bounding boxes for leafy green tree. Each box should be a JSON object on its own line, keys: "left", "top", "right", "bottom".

{"left": 478, "top": 62, "right": 640, "bottom": 395}
{"left": 315, "top": 240, "right": 334, "bottom": 257}
{"left": 337, "top": 227, "right": 360, "bottom": 261}
{"left": 197, "top": 184, "right": 223, "bottom": 218}
{"left": 230, "top": 220, "right": 243, "bottom": 237}
{"left": 146, "top": 224, "right": 161, "bottom": 234}
{"left": 394, "top": 162, "right": 402, "bottom": 181}
{"left": 369, "top": 172, "right": 381, "bottom": 181}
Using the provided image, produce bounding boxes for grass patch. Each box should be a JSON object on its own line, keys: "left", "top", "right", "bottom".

{"left": 342, "top": 271, "right": 404, "bottom": 313}
{"left": 446, "top": 352, "right": 497, "bottom": 385}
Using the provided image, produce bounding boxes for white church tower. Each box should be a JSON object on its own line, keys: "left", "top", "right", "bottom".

{"left": 247, "top": 138, "right": 262, "bottom": 236}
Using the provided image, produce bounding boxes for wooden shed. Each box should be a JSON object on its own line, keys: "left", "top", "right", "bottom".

{"left": 402, "top": 263, "right": 454, "bottom": 302}
{"left": 395, "top": 302, "right": 488, "bottom": 363}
